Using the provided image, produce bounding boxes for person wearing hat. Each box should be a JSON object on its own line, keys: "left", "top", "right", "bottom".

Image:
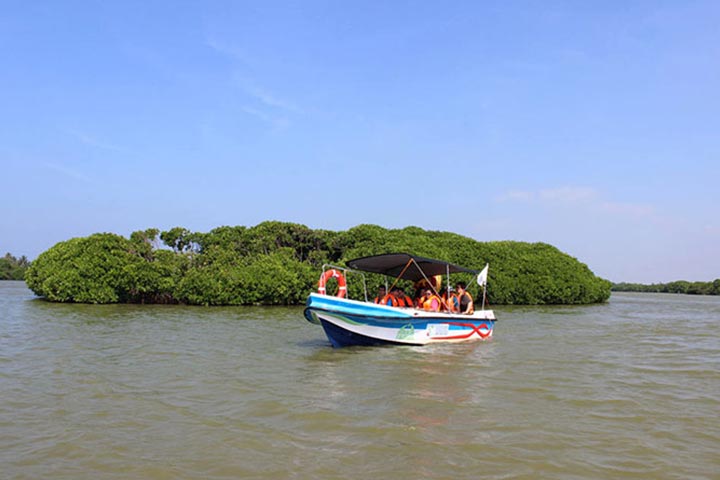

{"left": 455, "top": 282, "right": 474, "bottom": 314}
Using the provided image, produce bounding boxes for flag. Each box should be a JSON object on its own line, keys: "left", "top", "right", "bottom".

{"left": 477, "top": 263, "right": 489, "bottom": 287}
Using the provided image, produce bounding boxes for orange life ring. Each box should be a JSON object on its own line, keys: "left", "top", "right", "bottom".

{"left": 318, "top": 269, "right": 347, "bottom": 298}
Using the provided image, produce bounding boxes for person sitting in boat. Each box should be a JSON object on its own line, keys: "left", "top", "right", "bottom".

{"left": 413, "top": 289, "right": 423, "bottom": 308}
{"left": 419, "top": 288, "right": 442, "bottom": 312}
{"left": 455, "top": 282, "right": 474, "bottom": 314}
{"left": 373, "top": 286, "right": 387, "bottom": 304}
{"left": 394, "top": 287, "right": 414, "bottom": 308}
{"left": 442, "top": 287, "right": 459, "bottom": 313}
{"left": 413, "top": 275, "right": 441, "bottom": 306}
{"left": 382, "top": 288, "right": 399, "bottom": 307}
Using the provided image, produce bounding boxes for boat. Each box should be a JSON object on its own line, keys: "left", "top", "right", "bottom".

{"left": 304, "top": 253, "right": 496, "bottom": 347}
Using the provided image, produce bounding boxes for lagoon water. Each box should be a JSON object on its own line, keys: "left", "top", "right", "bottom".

{"left": 1, "top": 281, "right": 718, "bottom": 479}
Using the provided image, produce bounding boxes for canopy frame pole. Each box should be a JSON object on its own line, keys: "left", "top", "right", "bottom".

{"left": 445, "top": 264, "right": 452, "bottom": 310}
{"left": 386, "top": 259, "right": 414, "bottom": 294}
{"left": 446, "top": 264, "right": 450, "bottom": 292}
{"left": 411, "top": 258, "right": 442, "bottom": 298}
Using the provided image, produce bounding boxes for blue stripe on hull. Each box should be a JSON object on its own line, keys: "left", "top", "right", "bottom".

{"left": 320, "top": 319, "right": 421, "bottom": 348}
{"left": 306, "top": 293, "right": 411, "bottom": 319}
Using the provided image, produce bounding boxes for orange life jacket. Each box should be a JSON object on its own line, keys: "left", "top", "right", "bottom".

{"left": 382, "top": 294, "right": 398, "bottom": 307}
{"left": 422, "top": 294, "right": 441, "bottom": 312}
{"left": 443, "top": 293, "right": 459, "bottom": 312}
{"left": 396, "top": 295, "right": 414, "bottom": 307}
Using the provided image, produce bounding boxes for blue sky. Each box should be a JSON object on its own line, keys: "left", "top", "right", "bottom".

{"left": 1, "top": 1, "right": 718, "bottom": 283}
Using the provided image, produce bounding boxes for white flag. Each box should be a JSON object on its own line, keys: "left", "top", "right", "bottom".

{"left": 477, "top": 263, "right": 489, "bottom": 287}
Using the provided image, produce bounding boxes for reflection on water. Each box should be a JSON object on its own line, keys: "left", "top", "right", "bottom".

{"left": 1, "top": 282, "right": 719, "bottom": 479}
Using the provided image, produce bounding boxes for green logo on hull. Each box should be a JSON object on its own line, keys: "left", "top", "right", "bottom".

{"left": 396, "top": 323, "right": 415, "bottom": 340}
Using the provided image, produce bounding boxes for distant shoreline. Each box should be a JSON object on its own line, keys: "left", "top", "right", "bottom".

{"left": 612, "top": 280, "right": 719, "bottom": 296}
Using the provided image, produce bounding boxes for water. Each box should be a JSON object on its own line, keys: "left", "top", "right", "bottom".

{"left": 1, "top": 281, "right": 718, "bottom": 479}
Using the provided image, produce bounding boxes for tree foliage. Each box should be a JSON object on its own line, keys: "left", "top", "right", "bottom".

{"left": 612, "top": 280, "right": 720, "bottom": 296}
{"left": 25, "top": 222, "right": 611, "bottom": 305}
{"left": 0, "top": 253, "right": 30, "bottom": 280}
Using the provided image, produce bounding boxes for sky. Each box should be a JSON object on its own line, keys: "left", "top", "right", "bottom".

{"left": 1, "top": 1, "right": 719, "bottom": 283}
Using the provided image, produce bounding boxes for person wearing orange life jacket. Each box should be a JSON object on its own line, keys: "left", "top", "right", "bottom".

{"left": 373, "top": 286, "right": 387, "bottom": 304}
{"left": 394, "top": 287, "right": 414, "bottom": 308}
{"left": 414, "top": 276, "right": 439, "bottom": 302}
{"left": 420, "top": 288, "right": 441, "bottom": 312}
{"left": 413, "top": 290, "right": 424, "bottom": 308}
{"left": 382, "top": 289, "right": 399, "bottom": 307}
{"left": 442, "top": 287, "right": 459, "bottom": 313}
{"left": 455, "top": 282, "right": 474, "bottom": 314}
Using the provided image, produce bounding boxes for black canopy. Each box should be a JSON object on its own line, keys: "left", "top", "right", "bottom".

{"left": 346, "top": 253, "right": 478, "bottom": 282}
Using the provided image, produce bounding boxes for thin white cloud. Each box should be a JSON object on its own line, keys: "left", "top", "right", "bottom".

{"left": 496, "top": 185, "right": 659, "bottom": 220}
{"left": 241, "top": 106, "right": 289, "bottom": 129}
{"left": 539, "top": 186, "right": 597, "bottom": 202}
{"left": 233, "top": 75, "right": 301, "bottom": 113}
{"left": 42, "top": 162, "right": 94, "bottom": 184}
{"left": 235, "top": 80, "right": 297, "bottom": 128}
{"left": 495, "top": 186, "right": 597, "bottom": 204}
{"left": 204, "top": 35, "right": 250, "bottom": 64}
{"left": 600, "top": 201, "right": 655, "bottom": 217}
{"left": 65, "top": 129, "right": 122, "bottom": 151}
{"left": 495, "top": 190, "right": 535, "bottom": 202}
{"left": 205, "top": 33, "right": 299, "bottom": 111}
{"left": 255, "top": 87, "right": 299, "bottom": 112}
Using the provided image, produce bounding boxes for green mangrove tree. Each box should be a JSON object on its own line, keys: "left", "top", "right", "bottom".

{"left": 25, "top": 222, "right": 611, "bottom": 305}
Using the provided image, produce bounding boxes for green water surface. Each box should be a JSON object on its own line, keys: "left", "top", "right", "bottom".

{"left": 1, "top": 281, "right": 718, "bottom": 479}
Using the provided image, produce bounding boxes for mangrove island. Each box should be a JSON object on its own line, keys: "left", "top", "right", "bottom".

{"left": 25, "top": 222, "right": 611, "bottom": 306}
